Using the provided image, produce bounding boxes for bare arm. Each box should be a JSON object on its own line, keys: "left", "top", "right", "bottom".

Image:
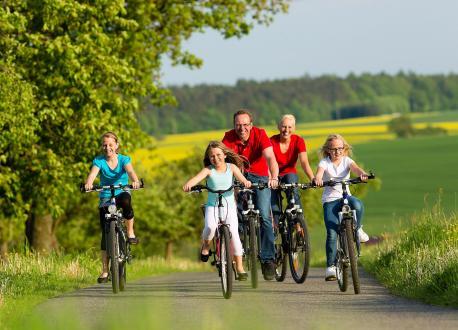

{"left": 125, "top": 163, "right": 140, "bottom": 189}
{"left": 298, "top": 151, "right": 315, "bottom": 181}
{"left": 262, "top": 146, "right": 279, "bottom": 188}
{"left": 231, "top": 164, "right": 251, "bottom": 188}
{"left": 314, "top": 167, "right": 325, "bottom": 186}
{"left": 350, "top": 162, "right": 368, "bottom": 181}
{"left": 84, "top": 166, "right": 100, "bottom": 190}
{"left": 183, "top": 167, "right": 211, "bottom": 192}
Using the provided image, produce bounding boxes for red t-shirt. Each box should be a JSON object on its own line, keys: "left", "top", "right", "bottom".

{"left": 270, "top": 134, "right": 306, "bottom": 176}
{"left": 222, "top": 126, "right": 272, "bottom": 176}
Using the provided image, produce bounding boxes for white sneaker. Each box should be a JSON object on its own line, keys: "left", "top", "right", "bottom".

{"left": 325, "top": 265, "right": 337, "bottom": 281}
{"left": 358, "top": 227, "right": 369, "bottom": 243}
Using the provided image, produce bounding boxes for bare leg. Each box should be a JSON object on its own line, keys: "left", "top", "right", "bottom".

{"left": 125, "top": 218, "right": 135, "bottom": 238}
{"left": 234, "top": 255, "right": 245, "bottom": 273}
{"left": 201, "top": 239, "right": 211, "bottom": 255}
{"left": 101, "top": 250, "right": 109, "bottom": 277}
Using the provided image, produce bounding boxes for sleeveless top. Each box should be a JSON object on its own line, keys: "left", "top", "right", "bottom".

{"left": 206, "top": 163, "right": 234, "bottom": 207}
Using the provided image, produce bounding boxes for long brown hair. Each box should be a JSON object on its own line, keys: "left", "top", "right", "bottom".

{"left": 203, "top": 141, "right": 249, "bottom": 171}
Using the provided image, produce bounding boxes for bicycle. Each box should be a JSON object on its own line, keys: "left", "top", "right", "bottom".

{"left": 319, "top": 173, "right": 375, "bottom": 294}
{"left": 273, "top": 182, "right": 312, "bottom": 283}
{"left": 190, "top": 184, "right": 237, "bottom": 299}
{"left": 81, "top": 180, "right": 144, "bottom": 294}
{"left": 236, "top": 182, "right": 268, "bottom": 289}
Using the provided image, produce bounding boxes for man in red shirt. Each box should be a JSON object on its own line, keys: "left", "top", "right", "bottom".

{"left": 222, "top": 109, "right": 279, "bottom": 280}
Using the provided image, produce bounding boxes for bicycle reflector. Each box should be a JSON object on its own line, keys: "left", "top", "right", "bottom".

{"left": 108, "top": 204, "right": 117, "bottom": 214}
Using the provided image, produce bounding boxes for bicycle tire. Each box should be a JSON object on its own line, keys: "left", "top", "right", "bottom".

{"left": 288, "top": 214, "right": 310, "bottom": 283}
{"left": 345, "top": 218, "right": 360, "bottom": 294}
{"left": 248, "top": 215, "right": 259, "bottom": 288}
{"left": 336, "top": 234, "right": 348, "bottom": 292}
{"left": 119, "top": 233, "right": 127, "bottom": 291}
{"left": 274, "top": 225, "right": 287, "bottom": 282}
{"left": 220, "top": 225, "right": 233, "bottom": 299}
{"left": 109, "top": 220, "right": 120, "bottom": 294}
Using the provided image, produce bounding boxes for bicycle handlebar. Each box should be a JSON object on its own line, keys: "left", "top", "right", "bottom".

{"left": 320, "top": 173, "right": 375, "bottom": 187}
{"left": 278, "top": 182, "right": 314, "bottom": 190}
{"left": 189, "top": 184, "right": 233, "bottom": 195}
{"left": 80, "top": 179, "right": 145, "bottom": 193}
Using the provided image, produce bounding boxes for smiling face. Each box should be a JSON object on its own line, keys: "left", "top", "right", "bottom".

{"left": 279, "top": 117, "right": 295, "bottom": 141}
{"left": 234, "top": 114, "right": 252, "bottom": 142}
{"left": 102, "top": 136, "right": 118, "bottom": 158}
{"left": 207, "top": 147, "right": 226, "bottom": 168}
{"left": 327, "top": 138, "right": 345, "bottom": 162}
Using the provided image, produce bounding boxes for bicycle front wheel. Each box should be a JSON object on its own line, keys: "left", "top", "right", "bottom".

{"left": 274, "top": 224, "right": 287, "bottom": 282}
{"left": 219, "top": 226, "right": 233, "bottom": 299}
{"left": 336, "top": 233, "right": 348, "bottom": 292}
{"left": 108, "top": 221, "right": 120, "bottom": 294}
{"left": 119, "top": 233, "right": 127, "bottom": 291}
{"left": 345, "top": 218, "right": 360, "bottom": 294}
{"left": 288, "top": 214, "right": 310, "bottom": 283}
{"left": 248, "top": 215, "right": 259, "bottom": 288}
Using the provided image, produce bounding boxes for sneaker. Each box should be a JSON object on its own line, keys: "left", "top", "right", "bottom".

{"left": 325, "top": 266, "right": 337, "bottom": 281}
{"left": 357, "top": 227, "right": 369, "bottom": 243}
{"left": 261, "top": 261, "right": 275, "bottom": 281}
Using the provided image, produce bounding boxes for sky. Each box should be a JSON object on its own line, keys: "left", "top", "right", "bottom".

{"left": 161, "top": 0, "right": 458, "bottom": 86}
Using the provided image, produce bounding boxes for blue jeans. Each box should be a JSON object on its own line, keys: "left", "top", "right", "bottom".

{"left": 271, "top": 173, "right": 302, "bottom": 226}
{"left": 322, "top": 196, "right": 364, "bottom": 267}
{"left": 239, "top": 173, "right": 275, "bottom": 262}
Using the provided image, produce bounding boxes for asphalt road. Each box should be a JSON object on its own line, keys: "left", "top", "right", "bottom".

{"left": 28, "top": 268, "right": 457, "bottom": 330}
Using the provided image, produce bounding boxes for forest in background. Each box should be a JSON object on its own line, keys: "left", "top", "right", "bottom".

{"left": 137, "top": 73, "right": 458, "bottom": 135}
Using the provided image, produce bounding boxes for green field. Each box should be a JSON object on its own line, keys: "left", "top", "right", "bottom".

{"left": 356, "top": 134, "right": 458, "bottom": 232}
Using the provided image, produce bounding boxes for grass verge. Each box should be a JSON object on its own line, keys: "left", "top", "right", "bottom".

{"left": 0, "top": 251, "right": 205, "bottom": 328}
{"left": 361, "top": 205, "right": 458, "bottom": 307}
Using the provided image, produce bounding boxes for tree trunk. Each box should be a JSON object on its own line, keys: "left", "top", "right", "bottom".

{"left": 0, "top": 241, "right": 8, "bottom": 260}
{"left": 30, "top": 213, "right": 58, "bottom": 253}
{"left": 165, "top": 240, "right": 173, "bottom": 261}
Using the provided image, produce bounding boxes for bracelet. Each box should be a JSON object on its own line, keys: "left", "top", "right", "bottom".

{"left": 271, "top": 178, "right": 278, "bottom": 181}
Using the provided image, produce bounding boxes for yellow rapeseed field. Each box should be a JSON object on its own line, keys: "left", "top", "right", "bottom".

{"left": 133, "top": 113, "right": 457, "bottom": 169}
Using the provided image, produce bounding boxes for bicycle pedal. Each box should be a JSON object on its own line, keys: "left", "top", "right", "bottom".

{"left": 211, "top": 260, "right": 216, "bottom": 266}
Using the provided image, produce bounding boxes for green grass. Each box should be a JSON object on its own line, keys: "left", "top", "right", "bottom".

{"left": 361, "top": 206, "right": 458, "bottom": 307}
{"left": 354, "top": 134, "right": 458, "bottom": 234}
{"left": 0, "top": 252, "right": 205, "bottom": 329}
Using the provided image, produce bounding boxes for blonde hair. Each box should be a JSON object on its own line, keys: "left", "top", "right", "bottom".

{"left": 320, "top": 134, "right": 352, "bottom": 158}
{"left": 101, "top": 131, "right": 120, "bottom": 153}
{"left": 278, "top": 114, "right": 296, "bottom": 130}
{"left": 204, "top": 141, "right": 249, "bottom": 171}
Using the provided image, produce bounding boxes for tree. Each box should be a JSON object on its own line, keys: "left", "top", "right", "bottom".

{"left": 0, "top": 0, "right": 289, "bottom": 252}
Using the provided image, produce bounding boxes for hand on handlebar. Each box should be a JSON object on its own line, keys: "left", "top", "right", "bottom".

{"left": 243, "top": 180, "right": 252, "bottom": 188}
{"left": 84, "top": 183, "right": 93, "bottom": 191}
{"left": 313, "top": 177, "right": 323, "bottom": 187}
{"left": 359, "top": 173, "right": 369, "bottom": 182}
{"left": 269, "top": 178, "right": 279, "bottom": 189}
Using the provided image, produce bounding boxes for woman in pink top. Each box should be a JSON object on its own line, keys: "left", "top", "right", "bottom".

{"left": 270, "top": 114, "right": 315, "bottom": 225}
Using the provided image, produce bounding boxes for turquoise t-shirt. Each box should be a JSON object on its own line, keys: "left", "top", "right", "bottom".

{"left": 93, "top": 154, "right": 131, "bottom": 199}
{"left": 206, "top": 163, "right": 235, "bottom": 207}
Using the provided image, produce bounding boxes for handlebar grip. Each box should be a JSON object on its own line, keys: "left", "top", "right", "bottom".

{"left": 191, "top": 185, "right": 206, "bottom": 192}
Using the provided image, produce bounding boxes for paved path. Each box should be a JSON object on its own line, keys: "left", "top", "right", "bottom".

{"left": 29, "top": 268, "right": 457, "bottom": 329}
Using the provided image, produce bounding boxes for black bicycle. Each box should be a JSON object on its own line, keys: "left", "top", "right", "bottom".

{"left": 274, "top": 182, "right": 312, "bottom": 283}
{"left": 190, "top": 184, "right": 236, "bottom": 299}
{"left": 236, "top": 182, "right": 267, "bottom": 289}
{"left": 320, "top": 174, "right": 375, "bottom": 294}
{"left": 81, "top": 180, "right": 144, "bottom": 293}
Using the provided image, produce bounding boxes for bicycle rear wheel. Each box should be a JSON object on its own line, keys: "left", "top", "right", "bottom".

{"left": 345, "top": 218, "right": 360, "bottom": 294}
{"left": 248, "top": 215, "right": 259, "bottom": 288}
{"left": 288, "top": 214, "right": 310, "bottom": 283}
{"left": 219, "top": 226, "right": 233, "bottom": 299}
{"left": 108, "top": 221, "right": 120, "bottom": 294}
{"left": 336, "top": 233, "right": 348, "bottom": 292}
{"left": 274, "top": 224, "right": 287, "bottom": 282}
